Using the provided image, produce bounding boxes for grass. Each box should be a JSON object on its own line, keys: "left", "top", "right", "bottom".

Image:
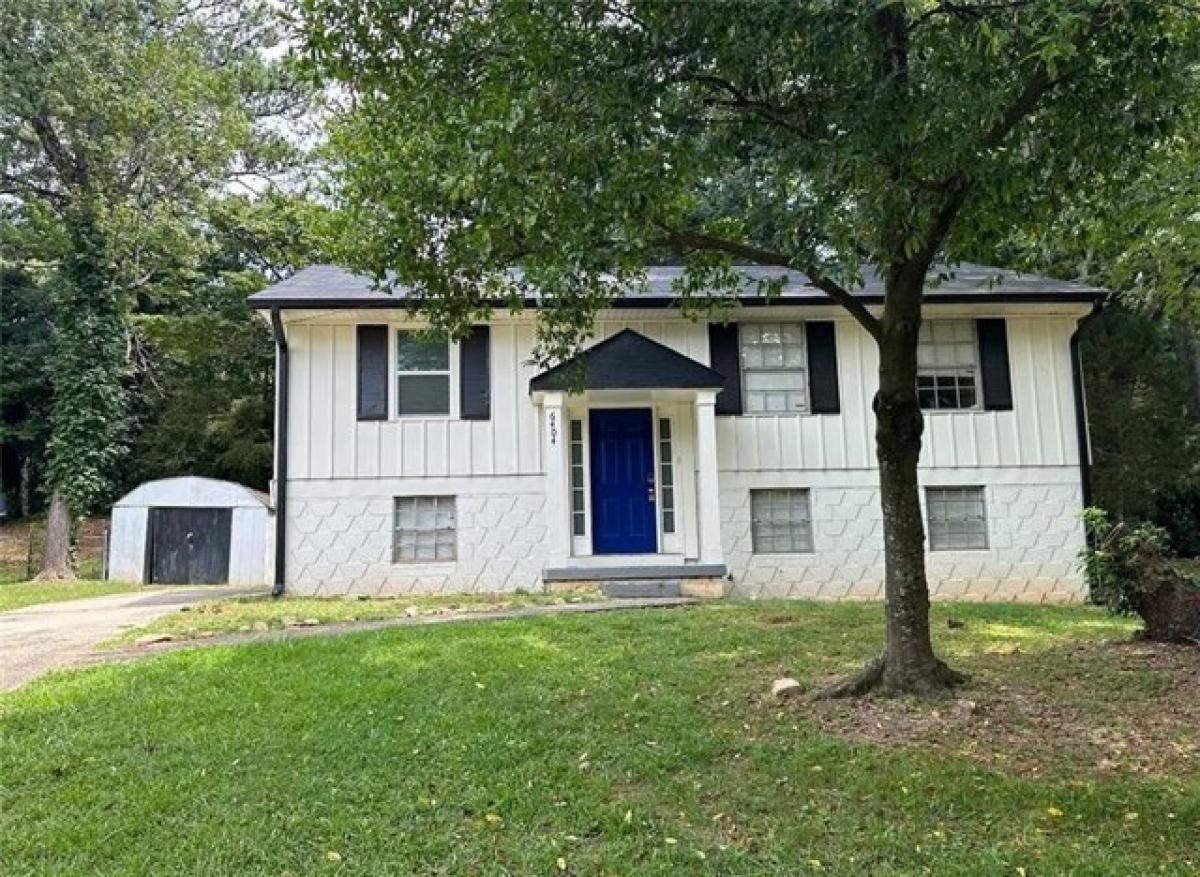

{"left": 0, "top": 578, "right": 138, "bottom": 613}
{"left": 104, "top": 590, "right": 605, "bottom": 645}
{"left": 2, "top": 601, "right": 1198, "bottom": 875}
{"left": 0, "top": 556, "right": 105, "bottom": 585}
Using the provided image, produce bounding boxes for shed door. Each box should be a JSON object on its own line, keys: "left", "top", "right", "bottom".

{"left": 148, "top": 507, "right": 232, "bottom": 584}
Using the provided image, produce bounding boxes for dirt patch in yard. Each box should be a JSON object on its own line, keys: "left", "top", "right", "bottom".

{"left": 797, "top": 639, "right": 1200, "bottom": 779}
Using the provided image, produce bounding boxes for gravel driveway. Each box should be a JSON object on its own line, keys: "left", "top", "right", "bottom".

{"left": 0, "top": 586, "right": 263, "bottom": 691}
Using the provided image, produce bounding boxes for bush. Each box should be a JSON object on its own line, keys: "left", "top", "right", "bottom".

{"left": 1081, "top": 508, "right": 1200, "bottom": 644}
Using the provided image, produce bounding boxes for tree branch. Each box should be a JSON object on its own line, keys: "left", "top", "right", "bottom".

{"left": 670, "top": 73, "right": 809, "bottom": 135}
{"left": 663, "top": 228, "right": 882, "bottom": 340}
{"left": 914, "top": 4, "right": 1118, "bottom": 272}
{"left": 0, "top": 173, "right": 67, "bottom": 206}
{"left": 980, "top": 5, "right": 1117, "bottom": 152}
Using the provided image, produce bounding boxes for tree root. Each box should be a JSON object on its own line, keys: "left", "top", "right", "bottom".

{"left": 813, "top": 653, "right": 967, "bottom": 700}
{"left": 813, "top": 653, "right": 886, "bottom": 699}
{"left": 33, "top": 567, "right": 78, "bottom": 582}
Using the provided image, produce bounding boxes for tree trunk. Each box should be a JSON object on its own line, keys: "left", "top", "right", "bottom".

{"left": 19, "top": 455, "right": 34, "bottom": 518}
{"left": 35, "top": 490, "right": 76, "bottom": 581}
{"left": 818, "top": 267, "right": 965, "bottom": 697}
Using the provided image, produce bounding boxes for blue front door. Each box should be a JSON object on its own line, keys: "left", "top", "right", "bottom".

{"left": 589, "top": 408, "right": 657, "bottom": 555}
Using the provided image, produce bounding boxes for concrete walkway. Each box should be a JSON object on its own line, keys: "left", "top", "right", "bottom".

{"left": 1, "top": 593, "right": 694, "bottom": 692}
{"left": 0, "top": 586, "right": 263, "bottom": 691}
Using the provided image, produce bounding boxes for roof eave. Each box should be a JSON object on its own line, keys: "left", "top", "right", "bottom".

{"left": 252, "top": 289, "right": 1104, "bottom": 311}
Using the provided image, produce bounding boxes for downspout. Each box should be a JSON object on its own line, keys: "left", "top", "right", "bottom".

{"left": 269, "top": 307, "right": 289, "bottom": 597}
{"left": 1070, "top": 299, "right": 1104, "bottom": 511}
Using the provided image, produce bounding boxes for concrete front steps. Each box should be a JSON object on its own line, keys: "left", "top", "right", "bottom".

{"left": 547, "top": 568, "right": 729, "bottom": 604}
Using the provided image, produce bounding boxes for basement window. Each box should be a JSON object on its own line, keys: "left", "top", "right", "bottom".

{"left": 926, "top": 486, "right": 988, "bottom": 550}
{"left": 393, "top": 496, "right": 456, "bottom": 562}
{"left": 750, "top": 489, "right": 814, "bottom": 554}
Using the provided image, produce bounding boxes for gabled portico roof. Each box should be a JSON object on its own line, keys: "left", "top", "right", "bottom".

{"left": 529, "top": 329, "right": 725, "bottom": 393}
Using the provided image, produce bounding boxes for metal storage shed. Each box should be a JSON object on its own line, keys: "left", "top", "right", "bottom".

{"left": 107, "top": 477, "right": 272, "bottom": 585}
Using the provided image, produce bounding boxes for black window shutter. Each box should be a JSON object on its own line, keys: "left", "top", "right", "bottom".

{"left": 805, "top": 321, "right": 841, "bottom": 414}
{"left": 977, "top": 318, "right": 1013, "bottom": 411}
{"left": 708, "top": 323, "right": 742, "bottom": 416}
{"left": 356, "top": 325, "right": 389, "bottom": 421}
{"left": 459, "top": 326, "right": 491, "bottom": 420}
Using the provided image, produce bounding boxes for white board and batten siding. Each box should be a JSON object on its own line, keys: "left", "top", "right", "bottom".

{"left": 717, "top": 315, "right": 1082, "bottom": 473}
{"left": 283, "top": 308, "right": 1085, "bottom": 483}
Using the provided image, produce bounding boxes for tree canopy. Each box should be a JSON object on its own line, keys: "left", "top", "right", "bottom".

{"left": 1, "top": 0, "right": 316, "bottom": 575}
{"left": 307, "top": 0, "right": 1198, "bottom": 355}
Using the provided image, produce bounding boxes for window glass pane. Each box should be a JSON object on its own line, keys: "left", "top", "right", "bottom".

{"left": 926, "top": 487, "right": 988, "bottom": 550}
{"left": 396, "top": 331, "right": 449, "bottom": 371}
{"left": 917, "top": 321, "right": 979, "bottom": 411}
{"left": 397, "top": 375, "right": 450, "bottom": 415}
{"left": 741, "top": 323, "right": 809, "bottom": 415}
{"left": 394, "top": 496, "right": 457, "bottom": 562}
{"left": 569, "top": 419, "right": 586, "bottom": 536}
{"left": 658, "top": 417, "right": 675, "bottom": 533}
{"left": 750, "top": 489, "right": 814, "bottom": 553}
{"left": 745, "top": 370, "right": 805, "bottom": 391}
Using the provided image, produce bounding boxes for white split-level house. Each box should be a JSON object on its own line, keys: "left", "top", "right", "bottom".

{"left": 249, "top": 263, "right": 1103, "bottom": 601}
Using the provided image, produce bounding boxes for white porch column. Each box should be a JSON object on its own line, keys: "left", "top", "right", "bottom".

{"left": 540, "top": 392, "right": 571, "bottom": 568}
{"left": 694, "top": 389, "right": 724, "bottom": 566}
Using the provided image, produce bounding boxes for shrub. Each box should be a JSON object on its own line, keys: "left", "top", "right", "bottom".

{"left": 1080, "top": 508, "right": 1200, "bottom": 644}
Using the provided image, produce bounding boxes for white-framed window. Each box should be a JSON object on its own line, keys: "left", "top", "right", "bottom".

{"left": 740, "top": 323, "right": 808, "bottom": 414}
{"left": 750, "top": 488, "right": 814, "bottom": 554}
{"left": 395, "top": 330, "right": 451, "bottom": 416}
{"left": 658, "top": 418, "right": 676, "bottom": 534}
{"left": 569, "top": 419, "right": 586, "bottom": 537}
{"left": 393, "top": 496, "right": 457, "bottom": 562}
{"left": 926, "top": 486, "right": 988, "bottom": 551}
{"left": 917, "top": 320, "right": 978, "bottom": 410}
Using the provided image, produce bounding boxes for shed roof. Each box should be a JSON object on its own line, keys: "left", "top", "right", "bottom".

{"left": 529, "top": 329, "right": 726, "bottom": 393}
{"left": 114, "top": 477, "right": 271, "bottom": 510}
{"left": 248, "top": 262, "right": 1104, "bottom": 309}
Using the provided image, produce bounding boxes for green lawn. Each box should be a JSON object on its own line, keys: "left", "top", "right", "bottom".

{"left": 0, "top": 578, "right": 138, "bottom": 613}
{"left": 2, "top": 602, "right": 1197, "bottom": 875}
{"left": 105, "top": 590, "right": 605, "bottom": 645}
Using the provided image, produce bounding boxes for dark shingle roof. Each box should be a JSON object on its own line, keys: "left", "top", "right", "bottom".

{"left": 248, "top": 262, "right": 1104, "bottom": 309}
{"left": 529, "top": 329, "right": 725, "bottom": 392}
